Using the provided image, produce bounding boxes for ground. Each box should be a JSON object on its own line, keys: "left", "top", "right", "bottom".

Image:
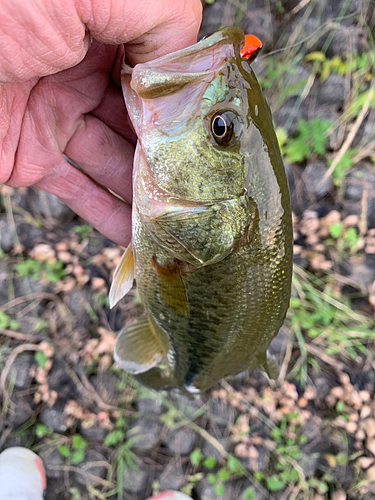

{"left": 0, "top": 1, "right": 375, "bottom": 499}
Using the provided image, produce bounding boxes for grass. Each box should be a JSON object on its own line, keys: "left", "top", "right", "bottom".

{"left": 1, "top": 2, "right": 375, "bottom": 499}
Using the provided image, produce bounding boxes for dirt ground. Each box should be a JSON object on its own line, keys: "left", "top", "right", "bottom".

{"left": 1, "top": 1, "right": 375, "bottom": 499}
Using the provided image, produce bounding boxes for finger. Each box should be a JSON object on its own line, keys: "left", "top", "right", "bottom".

{"left": 36, "top": 159, "right": 132, "bottom": 247}
{"left": 91, "top": 81, "right": 137, "bottom": 145}
{"left": 64, "top": 114, "right": 134, "bottom": 203}
{"left": 7, "top": 42, "right": 118, "bottom": 187}
{"left": 0, "top": 0, "right": 202, "bottom": 83}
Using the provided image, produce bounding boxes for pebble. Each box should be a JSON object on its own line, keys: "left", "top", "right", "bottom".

{"left": 6, "top": 355, "right": 34, "bottom": 390}
{"left": 159, "top": 459, "right": 187, "bottom": 491}
{"left": 79, "top": 420, "right": 109, "bottom": 442}
{"left": 136, "top": 396, "right": 165, "bottom": 415}
{"left": 123, "top": 462, "right": 149, "bottom": 495}
{"left": 367, "top": 465, "right": 375, "bottom": 481}
{"left": 164, "top": 427, "right": 197, "bottom": 456}
{"left": 40, "top": 449, "right": 65, "bottom": 479}
{"left": 32, "top": 190, "right": 74, "bottom": 222}
{"left": 303, "top": 162, "right": 333, "bottom": 198}
{"left": 127, "top": 415, "right": 163, "bottom": 451}
{"left": 316, "top": 74, "right": 346, "bottom": 107}
{"left": 366, "top": 438, "right": 375, "bottom": 455}
{"left": 8, "top": 393, "right": 34, "bottom": 428}
{"left": 358, "top": 456, "right": 374, "bottom": 470}
{"left": 345, "top": 421, "right": 358, "bottom": 434}
{"left": 331, "top": 490, "right": 346, "bottom": 500}
{"left": 72, "top": 450, "right": 108, "bottom": 487}
{"left": 39, "top": 403, "right": 67, "bottom": 433}
{"left": 0, "top": 218, "right": 13, "bottom": 252}
{"left": 297, "top": 452, "right": 320, "bottom": 478}
{"left": 365, "top": 419, "right": 375, "bottom": 439}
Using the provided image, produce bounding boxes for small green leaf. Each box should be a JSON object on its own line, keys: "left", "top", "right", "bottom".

{"left": 0, "top": 312, "right": 10, "bottom": 329}
{"left": 265, "top": 475, "right": 286, "bottom": 491}
{"left": 72, "top": 434, "right": 87, "bottom": 451}
{"left": 71, "top": 450, "right": 85, "bottom": 465}
{"left": 243, "top": 486, "right": 255, "bottom": 499}
{"left": 34, "top": 351, "right": 49, "bottom": 369}
{"left": 58, "top": 445, "right": 71, "bottom": 458}
{"left": 35, "top": 424, "right": 49, "bottom": 438}
{"left": 335, "top": 400, "right": 345, "bottom": 413}
{"left": 318, "top": 481, "right": 329, "bottom": 494}
{"left": 207, "top": 473, "right": 217, "bottom": 485}
{"left": 203, "top": 457, "right": 216, "bottom": 470}
{"left": 104, "top": 429, "right": 125, "bottom": 447}
{"left": 214, "top": 483, "right": 225, "bottom": 496}
{"left": 190, "top": 448, "right": 203, "bottom": 466}
{"left": 329, "top": 222, "right": 343, "bottom": 239}
{"left": 227, "top": 454, "right": 243, "bottom": 474}
{"left": 217, "top": 467, "right": 230, "bottom": 481}
{"left": 9, "top": 319, "right": 20, "bottom": 330}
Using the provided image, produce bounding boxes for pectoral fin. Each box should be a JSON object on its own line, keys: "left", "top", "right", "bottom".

{"left": 114, "top": 315, "right": 168, "bottom": 374}
{"left": 109, "top": 243, "right": 135, "bottom": 308}
{"left": 143, "top": 197, "right": 253, "bottom": 266}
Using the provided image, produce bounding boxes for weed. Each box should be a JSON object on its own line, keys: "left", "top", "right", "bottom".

{"left": 289, "top": 267, "right": 375, "bottom": 377}
{"left": 282, "top": 118, "right": 333, "bottom": 164}
{"left": 0, "top": 311, "right": 19, "bottom": 330}
{"left": 58, "top": 434, "right": 87, "bottom": 465}
{"left": 328, "top": 222, "right": 360, "bottom": 253}
{"left": 15, "top": 258, "right": 65, "bottom": 283}
{"left": 74, "top": 223, "right": 93, "bottom": 242}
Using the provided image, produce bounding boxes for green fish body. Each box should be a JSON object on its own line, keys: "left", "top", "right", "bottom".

{"left": 110, "top": 28, "right": 293, "bottom": 394}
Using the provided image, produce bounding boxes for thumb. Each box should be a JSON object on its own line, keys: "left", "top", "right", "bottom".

{"left": 0, "top": 0, "right": 202, "bottom": 83}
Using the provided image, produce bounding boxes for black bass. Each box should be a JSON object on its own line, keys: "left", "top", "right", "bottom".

{"left": 109, "top": 28, "right": 293, "bottom": 394}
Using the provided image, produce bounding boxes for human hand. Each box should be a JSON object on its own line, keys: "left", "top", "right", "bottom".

{"left": 0, "top": 0, "right": 202, "bottom": 246}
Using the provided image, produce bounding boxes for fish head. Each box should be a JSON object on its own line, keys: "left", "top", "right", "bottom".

{"left": 121, "top": 27, "right": 272, "bottom": 203}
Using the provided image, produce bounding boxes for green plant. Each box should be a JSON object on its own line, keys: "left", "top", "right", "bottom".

{"left": 305, "top": 51, "right": 375, "bottom": 81}
{"left": 289, "top": 267, "right": 375, "bottom": 367}
{"left": 74, "top": 224, "right": 93, "bottom": 242}
{"left": 328, "top": 222, "right": 360, "bottom": 253}
{"left": 58, "top": 434, "right": 87, "bottom": 465}
{"left": 330, "top": 148, "right": 357, "bottom": 185}
{"left": 282, "top": 118, "right": 333, "bottom": 163}
{"left": 0, "top": 311, "right": 19, "bottom": 330}
{"left": 15, "top": 258, "right": 65, "bottom": 283}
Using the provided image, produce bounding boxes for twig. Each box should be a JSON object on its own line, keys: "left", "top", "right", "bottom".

{"left": 0, "top": 343, "right": 43, "bottom": 406}
{"left": 304, "top": 344, "right": 345, "bottom": 370}
{"left": 0, "top": 328, "right": 39, "bottom": 341}
{"left": 359, "top": 188, "right": 368, "bottom": 237}
{"left": 64, "top": 362, "right": 120, "bottom": 413}
{"left": 48, "top": 464, "right": 113, "bottom": 488}
{"left": 320, "top": 88, "right": 374, "bottom": 185}
{"left": 278, "top": 333, "right": 294, "bottom": 383}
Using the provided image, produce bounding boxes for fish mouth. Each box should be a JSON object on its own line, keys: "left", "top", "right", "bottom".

{"left": 122, "top": 28, "right": 245, "bottom": 100}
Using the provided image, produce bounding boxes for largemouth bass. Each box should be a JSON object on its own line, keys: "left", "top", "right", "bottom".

{"left": 109, "top": 27, "right": 293, "bottom": 394}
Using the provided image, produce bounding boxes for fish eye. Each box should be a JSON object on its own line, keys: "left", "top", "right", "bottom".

{"left": 210, "top": 111, "right": 241, "bottom": 146}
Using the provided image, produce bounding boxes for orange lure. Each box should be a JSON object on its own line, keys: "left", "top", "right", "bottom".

{"left": 240, "top": 34, "right": 263, "bottom": 63}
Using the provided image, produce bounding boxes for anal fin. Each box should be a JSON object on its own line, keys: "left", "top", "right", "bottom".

{"left": 114, "top": 315, "right": 168, "bottom": 374}
{"left": 262, "top": 351, "right": 279, "bottom": 380}
{"left": 109, "top": 243, "right": 135, "bottom": 308}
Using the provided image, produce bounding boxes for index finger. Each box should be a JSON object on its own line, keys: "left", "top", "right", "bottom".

{"left": 0, "top": 0, "right": 202, "bottom": 83}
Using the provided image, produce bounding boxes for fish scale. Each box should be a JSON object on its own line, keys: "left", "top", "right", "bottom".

{"left": 110, "top": 28, "right": 293, "bottom": 393}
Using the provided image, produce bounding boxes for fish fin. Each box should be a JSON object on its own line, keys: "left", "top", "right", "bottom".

{"left": 151, "top": 257, "right": 188, "bottom": 317}
{"left": 114, "top": 315, "right": 167, "bottom": 374}
{"left": 145, "top": 198, "right": 253, "bottom": 266}
{"left": 262, "top": 351, "right": 279, "bottom": 380}
{"left": 134, "top": 366, "right": 175, "bottom": 391}
{"left": 109, "top": 243, "right": 135, "bottom": 308}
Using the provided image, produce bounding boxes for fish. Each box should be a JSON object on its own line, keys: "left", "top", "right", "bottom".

{"left": 109, "top": 27, "right": 293, "bottom": 394}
